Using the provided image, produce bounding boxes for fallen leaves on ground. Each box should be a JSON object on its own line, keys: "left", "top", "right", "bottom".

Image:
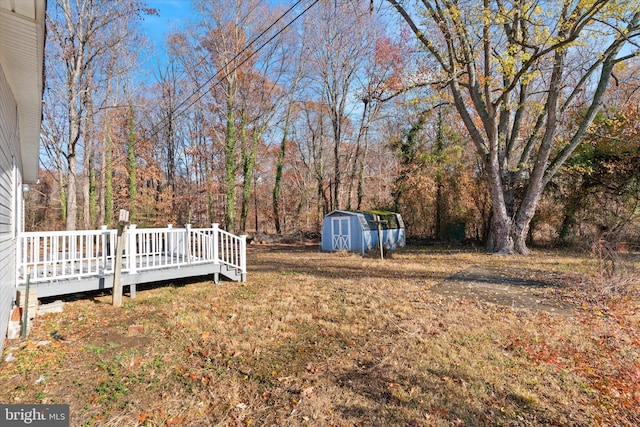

{"left": 0, "top": 245, "right": 638, "bottom": 426}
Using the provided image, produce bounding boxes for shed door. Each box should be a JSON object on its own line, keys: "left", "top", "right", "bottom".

{"left": 331, "top": 217, "right": 350, "bottom": 251}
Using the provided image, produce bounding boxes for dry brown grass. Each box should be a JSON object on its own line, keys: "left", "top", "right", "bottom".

{"left": 1, "top": 244, "right": 639, "bottom": 426}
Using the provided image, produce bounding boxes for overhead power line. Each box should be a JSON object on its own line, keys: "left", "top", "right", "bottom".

{"left": 147, "top": 0, "right": 320, "bottom": 140}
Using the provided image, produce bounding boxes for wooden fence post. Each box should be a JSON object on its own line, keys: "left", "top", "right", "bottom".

{"left": 370, "top": 215, "right": 388, "bottom": 260}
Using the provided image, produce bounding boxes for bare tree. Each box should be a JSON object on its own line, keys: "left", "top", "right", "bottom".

{"left": 386, "top": 0, "right": 640, "bottom": 253}
{"left": 45, "top": 0, "right": 153, "bottom": 229}
{"left": 304, "top": 1, "right": 375, "bottom": 210}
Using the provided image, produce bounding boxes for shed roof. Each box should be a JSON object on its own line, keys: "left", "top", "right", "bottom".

{"left": 324, "top": 210, "right": 403, "bottom": 230}
{"left": 325, "top": 210, "right": 365, "bottom": 218}
{"left": 0, "top": 0, "right": 46, "bottom": 183}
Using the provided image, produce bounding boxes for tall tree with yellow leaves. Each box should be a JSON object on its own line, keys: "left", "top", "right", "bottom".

{"left": 386, "top": 0, "right": 640, "bottom": 253}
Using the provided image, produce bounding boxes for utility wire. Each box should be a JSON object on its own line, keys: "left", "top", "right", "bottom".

{"left": 147, "top": 0, "right": 319, "bottom": 140}
{"left": 147, "top": 0, "right": 304, "bottom": 134}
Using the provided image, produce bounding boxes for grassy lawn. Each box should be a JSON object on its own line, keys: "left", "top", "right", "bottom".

{"left": 1, "top": 244, "right": 639, "bottom": 426}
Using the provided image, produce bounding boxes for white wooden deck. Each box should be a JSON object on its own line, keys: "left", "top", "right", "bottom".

{"left": 16, "top": 224, "right": 246, "bottom": 298}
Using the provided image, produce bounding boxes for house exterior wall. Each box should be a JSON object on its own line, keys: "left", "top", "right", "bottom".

{"left": 0, "top": 64, "right": 21, "bottom": 349}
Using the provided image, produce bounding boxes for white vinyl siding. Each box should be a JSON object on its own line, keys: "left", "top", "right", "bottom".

{"left": 0, "top": 63, "right": 20, "bottom": 351}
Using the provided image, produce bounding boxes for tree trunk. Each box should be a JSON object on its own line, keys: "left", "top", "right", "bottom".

{"left": 105, "top": 133, "right": 113, "bottom": 227}
{"left": 239, "top": 108, "right": 248, "bottom": 232}
{"left": 434, "top": 109, "right": 445, "bottom": 240}
{"left": 356, "top": 160, "right": 365, "bottom": 211}
{"left": 65, "top": 73, "right": 81, "bottom": 231}
{"left": 225, "top": 98, "right": 237, "bottom": 232}
{"left": 558, "top": 184, "right": 585, "bottom": 244}
{"left": 512, "top": 221, "right": 531, "bottom": 255}
{"left": 166, "top": 112, "right": 175, "bottom": 194}
{"left": 82, "top": 64, "right": 97, "bottom": 230}
{"left": 348, "top": 99, "right": 370, "bottom": 211}
{"left": 317, "top": 178, "right": 327, "bottom": 226}
{"left": 97, "top": 142, "right": 106, "bottom": 227}
{"left": 66, "top": 157, "right": 77, "bottom": 231}
{"left": 240, "top": 113, "right": 260, "bottom": 234}
{"left": 332, "top": 121, "right": 341, "bottom": 211}
{"left": 485, "top": 154, "right": 514, "bottom": 254}
{"left": 127, "top": 106, "right": 137, "bottom": 223}
{"left": 82, "top": 97, "right": 93, "bottom": 229}
{"left": 273, "top": 108, "right": 292, "bottom": 234}
{"left": 88, "top": 153, "right": 96, "bottom": 227}
{"left": 59, "top": 168, "right": 67, "bottom": 227}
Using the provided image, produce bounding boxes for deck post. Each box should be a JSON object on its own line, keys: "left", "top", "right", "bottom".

{"left": 113, "top": 210, "right": 130, "bottom": 307}
{"left": 212, "top": 223, "right": 219, "bottom": 264}
{"left": 240, "top": 234, "right": 247, "bottom": 282}
{"left": 128, "top": 224, "right": 138, "bottom": 274}
{"left": 185, "top": 224, "right": 192, "bottom": 265}
{"left": 167, "top": 224, "right": 173, "bottom": 259}
{"left": 100, "top": 225, "right": 107, "bottom": 274}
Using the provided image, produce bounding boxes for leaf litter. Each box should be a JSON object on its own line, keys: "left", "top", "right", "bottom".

{"left": 0, "top": 244, "right": 638, "bottom": 426}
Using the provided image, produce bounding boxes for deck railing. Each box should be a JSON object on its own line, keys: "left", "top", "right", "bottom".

{"left": 16, "top": 224, "right": 246, "bottom": 285}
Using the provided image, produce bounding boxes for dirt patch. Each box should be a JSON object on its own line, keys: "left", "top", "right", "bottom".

{"left": 431, "top": 266, "right": 576, "bottom": 315}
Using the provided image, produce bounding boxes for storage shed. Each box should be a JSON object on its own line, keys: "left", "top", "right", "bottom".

{"left": 320, "top": 210, "right": 405, "bottom": 255}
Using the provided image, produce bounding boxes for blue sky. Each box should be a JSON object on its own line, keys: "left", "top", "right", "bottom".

{"left": 140, "top": 0, "right": 290, "bottom": 45}
{"left": 141, "top": 0, "right": 193, "bottom": 47}
{"left": 138, "top": 1, "right": 194, "bottom": 72}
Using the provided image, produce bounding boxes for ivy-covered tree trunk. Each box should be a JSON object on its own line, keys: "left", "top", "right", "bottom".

{"left": 105, "top": 133, "right": 113, "bottom": 227}
{"left": 239, "top": 108, "right": 250, "bottom": 232}
{"left": 273, "top": 104, "right": 293, "bottom": 234}
{"left": 392, "top": 113, "right": 424, "bottom": 212}
{"left": 241, "top": 130, "right": 261, "bottom": 233}
{"left": 46, "top": 0, "right": 152, "bottom": 230}
{"left": 273, "top": 137, "right": 286, "bottom": 234}
{"left": 205, "top": 161, "right": 214, "bottom": 225}
{"left": 225, "top": 98, "right": 237, "bottom": 232}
